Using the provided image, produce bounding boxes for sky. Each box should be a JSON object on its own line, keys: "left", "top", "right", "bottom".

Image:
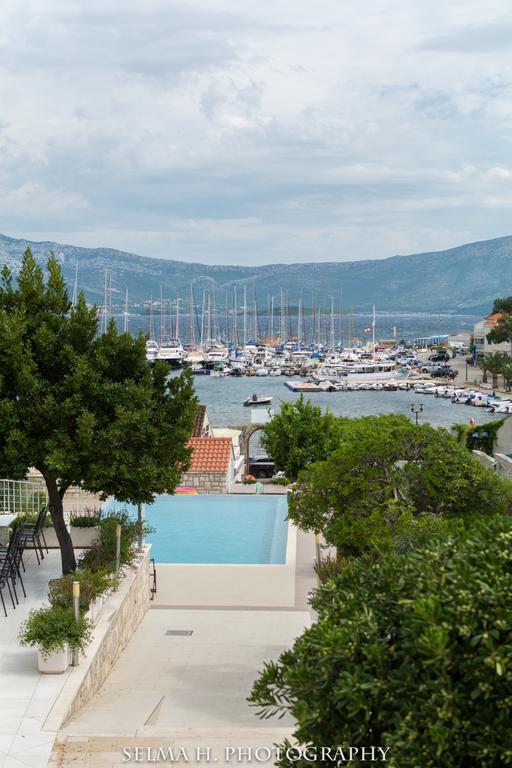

{"left": 0, "top": 0, "right": 512, "bottom": 265}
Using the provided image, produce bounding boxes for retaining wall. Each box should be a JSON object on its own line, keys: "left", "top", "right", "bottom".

{"left": 44, "top": 547, "right": 151, "bottom": 730}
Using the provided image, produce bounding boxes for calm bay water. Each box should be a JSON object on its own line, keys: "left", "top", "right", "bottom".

{"left": 179, "top": 373, "right": 498, "bottom": 430}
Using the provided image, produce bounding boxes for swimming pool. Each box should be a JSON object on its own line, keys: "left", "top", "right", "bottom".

{"left": 102, "top": 494, "right": 289, "bottom": 564}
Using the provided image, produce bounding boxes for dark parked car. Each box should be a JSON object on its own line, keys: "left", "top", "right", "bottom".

{"left": 428, "top": 352, "right": 450, "bottom": 362}
{"left": 431, "top": 367, "right": 458, "bottom": 378}
{"left": 248, "top": 458, "right": 275, "bottom": 478}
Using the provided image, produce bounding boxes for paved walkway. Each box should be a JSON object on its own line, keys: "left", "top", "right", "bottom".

{"left": 50, "top": 531, "right": 317, "bottom": 767}
{"left": 0, "top": 550, "right": 69, "bottom": 768}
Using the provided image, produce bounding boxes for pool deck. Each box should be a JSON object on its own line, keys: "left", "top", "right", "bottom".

{"left": 50, "top": 529, "right": 317, "bottom": 767}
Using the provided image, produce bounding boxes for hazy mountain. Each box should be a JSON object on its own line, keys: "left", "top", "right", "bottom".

{"left": 0, "top": 232, "right": 510, "bottom": 313}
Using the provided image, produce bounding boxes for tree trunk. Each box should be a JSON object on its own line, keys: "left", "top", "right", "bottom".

{"left": 44, "top": 473, "right": 76, "bottom": 574}
{"left": 492, "top": 373, "right": 498, "bottom": 389}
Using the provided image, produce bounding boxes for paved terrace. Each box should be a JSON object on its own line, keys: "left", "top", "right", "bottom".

{"left": 0, "top": 549, "right": 69, "bottom": 768}
{"left": 51, "top": 530, "right": 316, "bottom": 768}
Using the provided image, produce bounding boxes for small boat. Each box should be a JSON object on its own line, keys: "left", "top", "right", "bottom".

{"left": 244, "top": 394, "right": 273, "bottom": 407}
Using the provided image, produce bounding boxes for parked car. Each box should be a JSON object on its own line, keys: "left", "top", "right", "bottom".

{"left": 428, "top": 352, "right": 450, "bottom": 362}
{"left": 247, "top": 458, "right": 275, "bottom": 478}
{"left": 431, "top": 367, "right": 458, "bottom": 379}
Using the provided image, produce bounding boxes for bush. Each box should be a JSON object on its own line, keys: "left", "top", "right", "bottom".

{"left": 48, "top": 569, "right": 117, "bottom": 613}
{"left": 269, "top": 476, "right": 291, "bottom": 486}
{"left": 70, "top": 514, "right": 100, "bottom": 528}
{"left": 9, "top": 510, "right": 53, "bottom": 529}
{"left": 19, "top": 605, "right": 92, "bottom": 659}
{"left": 78, "top": 509, "right": 150, "bottom": 572}
{"left": 243, "top": 475, "right": 256, "bottom": 484}
{"left": 313, "top": 554, "right": 345, "bottom": 584}
{"left": 250, "top": 516, "right": 512, "bottom": 768}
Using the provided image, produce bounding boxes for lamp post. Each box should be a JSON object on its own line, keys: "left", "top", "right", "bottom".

{"left": 410, "top": 403, "right": 423, "bottom": 426}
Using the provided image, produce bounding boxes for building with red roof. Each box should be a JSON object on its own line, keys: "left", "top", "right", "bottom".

{"left": 181, "top": 437, "right": 236, "bottom": 493}
{"left": 474, "top": 313, "right": 510, "bottom": 359}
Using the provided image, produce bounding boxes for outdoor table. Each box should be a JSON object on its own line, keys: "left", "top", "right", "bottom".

{"left": 0, "top": 514, "right": 16, "bottom": 546}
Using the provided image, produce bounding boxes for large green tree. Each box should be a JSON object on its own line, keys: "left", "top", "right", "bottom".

{"left": 261, "top": 396, "right": 347, "bottom": 480}
{"left": 492, "top": 296, "right": 512, "bottom": 315}
{"left": 250, "top": 516, "right": 512, "bottom": 768}
{"left": 0, "top": 249, "right": 197, "bottom": 573}
{"left": 487, "top": 316, "right": 512, "bottom": 354}
{"left": 288, "top": 414, "right": 512, "bottom": 556}
{"left": 480, "top": 351, "right": 508, "bottom": 388}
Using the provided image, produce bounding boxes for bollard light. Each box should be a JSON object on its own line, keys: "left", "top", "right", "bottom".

{"left": 72, "top": 580, "right": 80, "bottom": 666}
{"left": 115, "top": 524, "right": 122, "bottom": 582}
{"left": 315, "top": 532, "right": 321, "bottom": 563}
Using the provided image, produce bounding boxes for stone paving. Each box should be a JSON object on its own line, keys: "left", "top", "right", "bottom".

{"left": 49, "top": 531, "right": 317, "bottom": 768}
{"left": 0, "top": 550, "right": 69, "bottom": 768}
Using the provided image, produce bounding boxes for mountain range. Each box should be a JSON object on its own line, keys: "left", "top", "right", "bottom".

{"left": 0, "top": 232, "right": 510, "bottom": 313}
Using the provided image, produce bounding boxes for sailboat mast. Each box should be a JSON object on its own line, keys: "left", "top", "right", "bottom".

{"left": 175, "top": 298, "right": 180, "bottom": 339}
{"left": 233, "top": 286, "right": 238, "bottom": 346}
{"left": 200, "top": 289, "right": 206, "bottom": 349}
{"left": 270, "top": 295, "right": 274, "bottom": 340}
{"left": 372, "top": 304, "right": 376, "bottom": 356}
{"left": 159, "top": 286, "right": 165, "bottom": 343}
{"left": 189, "top": 286, "right": 194, "bottom": 346}
{"left": 330, "top": 296, "right": 334, "bottom": 351}
{"left": 243, "top": 285, "right": 247, "bottom": 346}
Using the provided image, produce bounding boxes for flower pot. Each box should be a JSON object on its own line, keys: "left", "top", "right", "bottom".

{"left": 37, "top": 644, "right": 69, "bottom": 674}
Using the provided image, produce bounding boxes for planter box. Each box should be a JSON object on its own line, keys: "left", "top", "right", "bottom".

{"left": 70, "top": 527, "right": 99, "bottom": 549}
{"left": 38, "top": 644, "right": 69, "bottom": 674}
{"left": 28, "top": 526, "right": 99, "bottom": 549}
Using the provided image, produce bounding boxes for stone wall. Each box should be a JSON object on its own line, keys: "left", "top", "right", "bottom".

{"left": 495, "top": 417, "right": 512, "bottom": 457}
{"left": 46, "top": 547, "right": 151, "bottom": 729}
{"left": 180, "top": 471, "right": 228, "bottom": 494}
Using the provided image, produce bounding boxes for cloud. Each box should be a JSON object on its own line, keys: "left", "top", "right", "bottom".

{"left": 0, "top": 0, "right": 511, "bottom": 265}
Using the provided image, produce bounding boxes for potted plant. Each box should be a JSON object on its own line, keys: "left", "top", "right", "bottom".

{"left": 19, "top": 605, "right": 92, "bottom": 674}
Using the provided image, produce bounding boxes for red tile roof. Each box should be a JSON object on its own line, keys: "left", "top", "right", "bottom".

{"left": 191, "top": 405, "right": 208, "bottom": 437}
{"left": 484, "top": 313, "right": 505, "bottom": 327}
{"left": 187, "top": 437, "right": 232, "bottom": 472}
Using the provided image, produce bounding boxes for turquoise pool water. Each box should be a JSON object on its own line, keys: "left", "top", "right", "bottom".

{"left": 102, "top": 494, "right": 289, "bottom": 564}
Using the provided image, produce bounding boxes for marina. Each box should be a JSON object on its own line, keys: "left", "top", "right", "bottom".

{"left": 180, "top": 372, "right": 503, "bottom": 429}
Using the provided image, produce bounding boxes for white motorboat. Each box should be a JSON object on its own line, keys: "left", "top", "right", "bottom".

{"left": 244, "top": 394, "right": 273, "bottom": 406}
{"left": 145, "top": 339, "right": 159, "bottom": 363}
{"left": 157, "top": 338, "right": 186, "bottom": 367}
{"left": 206, "top": 344, "right": 229, "bottom": 363}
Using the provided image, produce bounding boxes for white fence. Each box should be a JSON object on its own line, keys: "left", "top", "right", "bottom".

{"left": 0, "top": 479, "right": 48, "bottom": 516}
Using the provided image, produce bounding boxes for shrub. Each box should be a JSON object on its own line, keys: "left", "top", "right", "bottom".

{"left": 19, "top": 605, "right": 92, "bottom": 659}
{"left": 70, "top": 514, "right": 100, "bottom": 528}
{"left": 78, "top": 509, "right": 150, "bottom": 572}
{"left": 48, "top": 569, "right": 117, "bottom": 612}
{"left": 313, "top": 554, "right": 345, "bottom": 584}
{"left": 250, "top": 516, "right": 512, "bottom": 768}
{"left": 243, "top": 475, "right": 256, "bottom": 484}
{"left": 9, "top": 510, "right": 53, "bottom": 529}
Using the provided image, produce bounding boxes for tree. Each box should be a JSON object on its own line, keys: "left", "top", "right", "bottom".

{"left": 487, "top": 316, "right": 512, "bottom": 354}
{"left": 0, "top": 249, "right": 198, "bottom": 573}
{"left": 501, "top": 359, "right": 512, "bottom": 391}
{"left": 261, "top": 396, "right": 347, "bottom": 481}
{"left": 492, "top": 296, "right": 512, "bottom": 315}
{"left": 481, "top": 351, "right": 508, "bottom": 388}
{"left": 250, "top": 517, "right": 512, "bottom": 768}
{"left": 288, "top": 415, "right": 512, "bottom": 556}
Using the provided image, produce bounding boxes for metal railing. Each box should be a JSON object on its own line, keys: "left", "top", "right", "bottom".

{"left": 0, "top": 479, "right": 48, "bottom": 516}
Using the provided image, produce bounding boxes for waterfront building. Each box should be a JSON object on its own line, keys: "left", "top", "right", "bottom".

{"left": 473, "top": 313, "right": 510, "bottom": 359}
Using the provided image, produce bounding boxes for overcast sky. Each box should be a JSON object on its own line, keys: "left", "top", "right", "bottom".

{"left": 1, "top": 0, "right": 512, "bottom": 265}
